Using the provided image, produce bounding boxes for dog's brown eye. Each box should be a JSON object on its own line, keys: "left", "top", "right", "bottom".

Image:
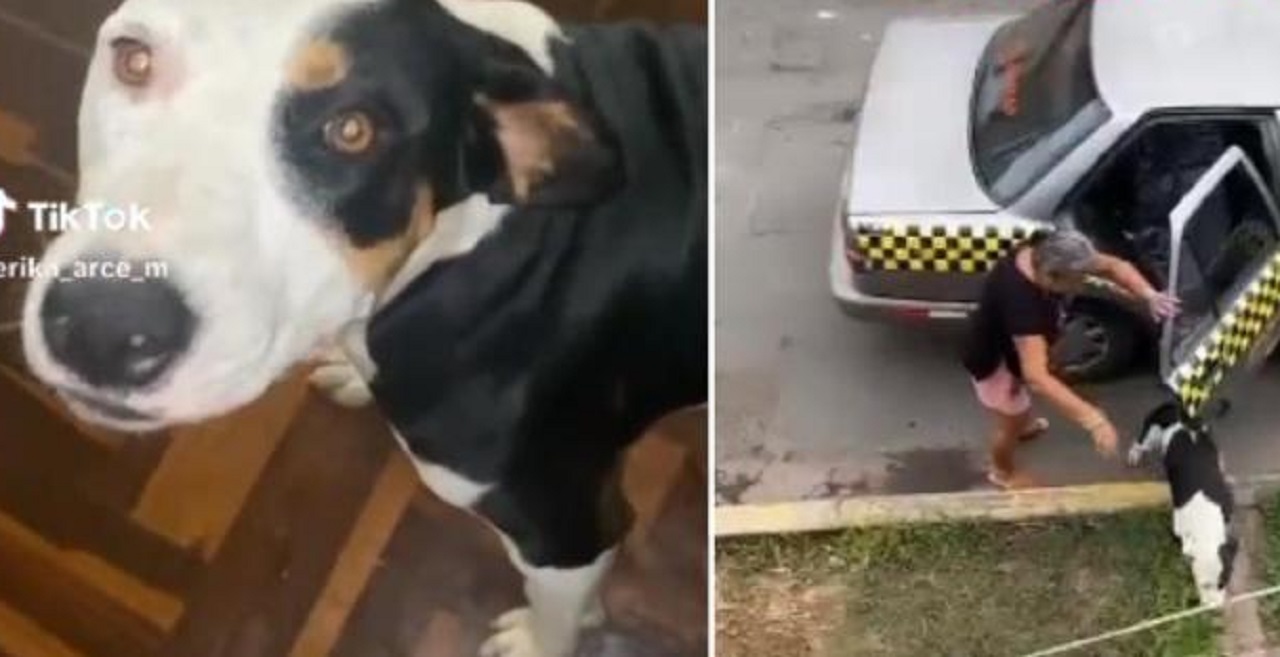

{"left": 324, "top": 112, "right": 376, "bottom": 155}
{"left": 112, "top": 37, "right": 153, "bottom": 87}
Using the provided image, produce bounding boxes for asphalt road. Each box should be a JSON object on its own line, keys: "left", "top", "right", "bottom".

{"left": 714, "top": 0, "right": 1280, "bottom": 504}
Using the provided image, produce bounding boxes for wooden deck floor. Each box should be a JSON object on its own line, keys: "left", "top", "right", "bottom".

{"left": 0, "top": 368, "right": 706, "bottom": 657}
{"left": 0, "top": 0, "right": 707, "bottom": 655}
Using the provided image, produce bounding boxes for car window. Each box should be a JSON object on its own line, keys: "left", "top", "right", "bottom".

{"left": 1170, "top": 164, "right": 1279, "bottom": 365}
{"left": 971, "top": 0, "right": 1110, "bottom": 205}
{"left": 1069, "top": 119, "right": 1273, "bottom": 287}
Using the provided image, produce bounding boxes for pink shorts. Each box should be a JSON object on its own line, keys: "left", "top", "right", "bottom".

{"left": 971, "top": 363, "right": 1032, "bottom": 416}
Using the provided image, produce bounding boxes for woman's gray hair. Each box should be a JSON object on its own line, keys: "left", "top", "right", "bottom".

{"left": 1032, "top": 229, "right": 1098, "bottom": 280}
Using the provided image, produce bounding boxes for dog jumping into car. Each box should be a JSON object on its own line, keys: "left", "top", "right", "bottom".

{"left": 1128, "top": 400, "right": 1238, "bottom": 607}
{"left": 20, "top": 0, "right": 707, "bottom": 655}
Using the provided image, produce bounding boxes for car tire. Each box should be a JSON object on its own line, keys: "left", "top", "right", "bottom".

{"left": 1052, "top": 303, "right": 1140, "bottom": 383}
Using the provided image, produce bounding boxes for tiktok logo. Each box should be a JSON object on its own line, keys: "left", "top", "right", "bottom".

{"left": 0, "top": 187, "right": 16, "bottom": 239}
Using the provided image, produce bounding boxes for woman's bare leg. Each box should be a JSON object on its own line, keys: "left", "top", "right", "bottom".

{"left": 1016, "top": 416, "right": 1050, "bottom": 442}
{"left": 989, "top": 410, "right": 1037, "bottom": 488}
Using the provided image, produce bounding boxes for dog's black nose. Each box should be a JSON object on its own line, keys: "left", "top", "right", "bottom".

{"left": 40, "top": 264, "right": 195, "bottom": 388}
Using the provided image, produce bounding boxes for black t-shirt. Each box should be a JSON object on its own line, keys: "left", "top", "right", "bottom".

{"left": 962, "top": 247, "right": 1064, "bottom": 381}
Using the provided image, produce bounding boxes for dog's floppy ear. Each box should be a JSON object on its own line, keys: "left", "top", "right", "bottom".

{"left": 470, "top": 58, "right": 616, "bottom": 206}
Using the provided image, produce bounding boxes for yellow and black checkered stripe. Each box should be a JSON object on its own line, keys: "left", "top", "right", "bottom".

{"left": 849, "top": 222, "right": 1046, "bottom": 274}
{"left": 1168, "top": 252, "right": 1280, "bottom": 416}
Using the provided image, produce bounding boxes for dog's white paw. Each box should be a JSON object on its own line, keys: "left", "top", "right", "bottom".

{"left": 309, "top": 351, "right": 374, "bottom": 408}
{"left": 1126, "top": 444, "right": 1144, "bottom": 468}
{"left": 479, "top": 608, "right": 548, "bottom": 657}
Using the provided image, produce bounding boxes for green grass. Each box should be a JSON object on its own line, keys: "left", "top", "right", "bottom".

{"left": 1258, "top": 492, "right": 1280, "bottom": 643}
{"left": 717, "top": 511, "right": 1220, "bottom": 657}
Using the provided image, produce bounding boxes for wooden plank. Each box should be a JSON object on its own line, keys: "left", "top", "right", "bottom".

{"left": 287, "top": 454, "right": 419, "bottom": 657}
{"left": 6, "top": 383, "right": 174, "bottom": 510}
{"left": 0, "top": 23, "right": 84, "bottom": 170}
{"left": 623, "top": 434, "right": 688, "bottom": 547}
{"left": 0, "top": 0, "right": 112, "bottom": 52}
{"left": 0, "top": 467, "right": 201, "bottom": 595}
{"left": 0, "top": 599, "right": 84, "bottom": 657}
{"left": 0, "top": 106, "right": 37, "bottom": 166}
{"left": 0, "top": 366, "right": 203, "bottom": 594}
{"left": 160, "top": 398, "right": 393, "bottom": 657}
{"left": 0, "top": 507, "right": 166, "bottom": 656}
{"left": 604, "top": 448, "right": 707, "bottom": 657}
{"left": 0, "top": 362, "right": 129, "bottom": 450}
{"left": 0, "top": 512, "right": 183, "bottom": 630}
{"left": 333, "top": 494, "right": 521, "bottom": 657}
{"left": 132, "top": 374, "right": 310, "bottom": 559}
{"left": 654, "top": 407, "right": 707, "bottom": 479}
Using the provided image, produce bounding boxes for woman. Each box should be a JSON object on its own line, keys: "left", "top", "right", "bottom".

{"left": 962, "top": 229, "right": 1180, "bottom": 489}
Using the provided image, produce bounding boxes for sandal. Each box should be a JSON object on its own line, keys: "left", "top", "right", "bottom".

{"left": 987, "top": 469, "right": 1037, "bottom": 490}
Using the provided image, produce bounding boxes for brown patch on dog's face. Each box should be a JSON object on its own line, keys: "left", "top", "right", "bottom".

{"left": 338, "top": 184, "right": 437, "bottom": 290}
{"left": 477, "top": 96, "right": 593, "bottom": 201}
{"left": 287, "top": 40, "right": 351, "bottom": 91}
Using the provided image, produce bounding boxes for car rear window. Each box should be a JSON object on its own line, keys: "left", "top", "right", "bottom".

{"left": 971, "top": 0, "right": 1111, "bottom": 205}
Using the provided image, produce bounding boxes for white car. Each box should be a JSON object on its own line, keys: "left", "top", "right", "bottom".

{"left": 830, "top": 0, "right": 1280, "bottom": 409}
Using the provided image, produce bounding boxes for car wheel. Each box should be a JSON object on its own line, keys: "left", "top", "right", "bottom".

{"left": 1052, "top": 304, "right": 1139, "bottom": 382}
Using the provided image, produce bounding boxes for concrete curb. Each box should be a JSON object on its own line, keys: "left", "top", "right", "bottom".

{"left": 716, "top": 475, "right": 1280, "bottom": 538}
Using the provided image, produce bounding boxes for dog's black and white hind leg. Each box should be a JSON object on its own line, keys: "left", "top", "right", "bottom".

{"left": 475, "top": 472, "right": 631, "bottom": 657}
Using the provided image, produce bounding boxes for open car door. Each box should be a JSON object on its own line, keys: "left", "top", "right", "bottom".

{"left": 1162, "top": 146, "right": 1280, "bottom": 418}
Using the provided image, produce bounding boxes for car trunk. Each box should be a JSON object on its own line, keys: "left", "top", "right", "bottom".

{"left": 844, "top": 16, "right": 1009, "bottom": 216}
{"left": 843, "top": 214, "right": 1043, "bottom": 305}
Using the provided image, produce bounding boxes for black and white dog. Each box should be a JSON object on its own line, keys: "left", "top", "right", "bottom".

{"left": 20, "top": 1, "right": 706, "bottom": 656}
{"left": 1128, "top": 401, "right": 1238, "bottom": 607}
